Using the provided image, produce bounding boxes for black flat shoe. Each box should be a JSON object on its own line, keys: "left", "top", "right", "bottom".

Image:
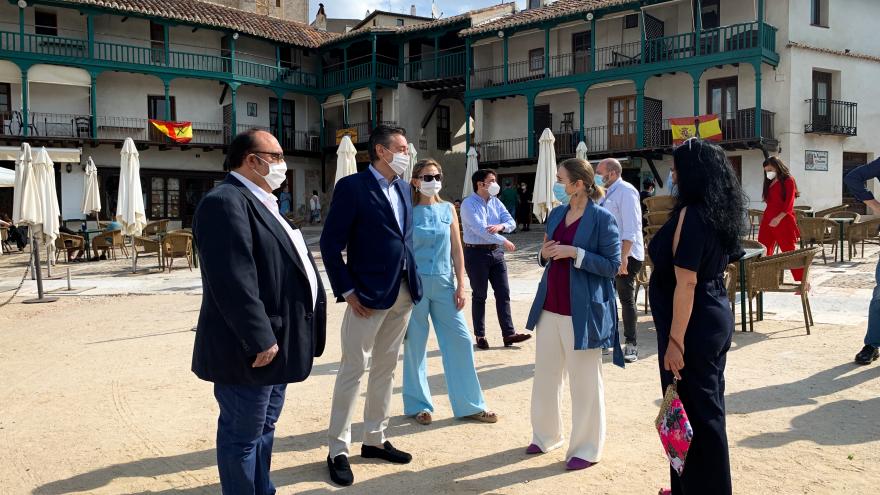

{"left": 503, "top": 333, "right": 532, "bottom": 347}
{"left": 361, "top": 441, "right": 412, "bottom": 464}
{"left": 327, "top": 454, "right": 354, "bottom": 486}
{"left": 475, "top": 337, "right": 489, "bottom": 350}
{"left": 855, "top": 345, "right": 879, "bottom": 365}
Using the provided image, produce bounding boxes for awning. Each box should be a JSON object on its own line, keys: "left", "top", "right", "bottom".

{"left": 0, "top": 146, "right": 81, "bottom": 163}
{"left": 0, "top": 167, "right": 13, "bottom": 187}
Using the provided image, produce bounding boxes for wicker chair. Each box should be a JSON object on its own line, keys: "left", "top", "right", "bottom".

{"left": 793, "top": 205, "right": 813, "bottom": 211}
{"left": 725, "top": 239, "right": 768, "bottom": 326}
{"left": 846, "top": 218, "right": 880, "bottom": 259}
{"left": 643, "top": 195, "right": 676, "bottom": 213}
{"left": 133, "top": 235, "right": 162, "bottom": 271}
{"left": 54, "top": 232, "right": 85, "bottom": 262}
{"left": 797, "top": 217, "right": 839, "bottom": 264}
{"left": 814, "top": 204, "right": 849, "bottom": 217}
{"left": 746, "top": 247, "right": 820, "bottom": 334}
{"left": 142, "top": 219, "right": 170, "bottom": 237}
{"left": 643, "top": 225, "right": 662, "bottom": 240}
{"left": 635, "top": 252, "right": 652, "bottom": 314}
{"left": 645, "top": 210, "right": 671, "bottom": 227}
{"left": 748, "top": 209, "right": 764, "bottom": 239}
{"left": 162, "top": 231, "right": 193, "bottom": 271}
{"left": 823, "top": 210, "right": 861, "bottom": 222}
{"left": 1, "top": 227, "right": 11, "bottom": 254}
{"left": 91, "top": 229, "right": 128, "bottom": 260}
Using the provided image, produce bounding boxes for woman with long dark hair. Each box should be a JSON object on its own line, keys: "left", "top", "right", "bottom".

{"left": 649, "top": 138, "right": 746, "bottom": 495}
{"left": 758, "top": 156, "right": 802, "bottom": 281}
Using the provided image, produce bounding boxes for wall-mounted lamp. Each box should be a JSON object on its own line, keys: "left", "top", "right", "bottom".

{"left": 17, "top": 1, "right": 27, "bottom": 9}
{"left": 586, "top": 12, "right": 594, "bottom": 21}
{"left": 497, "top": 30, "right": 504, "bottom": 38}
{"left": 232, "top": 32, "right": 239, "bottom": 40}
{"left": 65, "top": 163, "right": 72, "bottom": 173}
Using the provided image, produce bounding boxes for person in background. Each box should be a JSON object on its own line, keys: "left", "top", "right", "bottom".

{"left": 517, "top": 182, "right": 532, "bottom": 232}
{"left": 844, "top": 158, "right": 880, "bottom": 365}
{"left": 453, "top": 199, "right": 462, "bottom": 208}
{"left": 402, "top": 159, "right": 497, "bottom": 426}
{"left": 309, "top": 190, "right": 322, "bottom": 224}
{"left": 640, "top": 180, "right": 655, "bottom": 212}
{"left": 757, "top": 157, "right": 802, "bottom": 282}
{"left": 278, "top": 187, "right": 292, "bottom": 216}
{"left": 596, "top": 158, "right": 645, "bottom": 363}
{"left": 58, "top": 224, "right": 85, "bottom": 262}
{"left": 459, "top": 169, "right": 531, "bottom": 350}
{"left": 525, "top": 157, "right": 623, "bottom": 471}
{"left": 666, "top": 168, "right": 679, "bottom": 197}
{"left": 649, "top": 138, "right": 745, "bottom": 495}
{"left": 0, "top": 213, "right": 27, "bottom": 250}
{"left": 499, "top": 179, "right": 519, "bottom": 232}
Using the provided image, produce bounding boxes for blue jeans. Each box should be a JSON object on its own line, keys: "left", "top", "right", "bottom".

{"left": 866, "top": 257, "right": 880, "bottom": 348}
{"left": 214, "top": 383, "right": 287, "bottom": 495}
{"left": 403, "top": 274, "right": 487, "bottom": 417}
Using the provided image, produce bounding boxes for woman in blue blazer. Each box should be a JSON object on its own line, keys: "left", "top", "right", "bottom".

{"left": 524, "top": 158, "right": 623, "bottom": 471}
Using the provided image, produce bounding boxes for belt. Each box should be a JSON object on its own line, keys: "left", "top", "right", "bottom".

{"left": 464, "top": 243, "right": 499, "bottom": 250}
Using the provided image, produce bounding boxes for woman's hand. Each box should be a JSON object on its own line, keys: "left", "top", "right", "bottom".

{"left": 769, "top": 214, "right": 783, "bottom": 228}
{"left": 541, "top": 236, "right": 558, "bottom": 261}
{"left": 664, "top": 338, "right": 685, "bottom": 380}
{"left": 454, "top": 285, "right": 467, "bottom": 310}
{"left": 544, "top": 243, "right": 578, "bottom": 260}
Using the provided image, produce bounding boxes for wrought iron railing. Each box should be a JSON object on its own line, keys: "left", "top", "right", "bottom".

{"left": 804, "top": 99, "right": 857, "bottom": 136}
{"left": 474, "top": 137, "right": 530, "bottom": 163}
{"left": 470, "top": 65, "right": 504, "bottom": 89}
{"left": 404, "top": 51, "right": 466, "bottom": 82}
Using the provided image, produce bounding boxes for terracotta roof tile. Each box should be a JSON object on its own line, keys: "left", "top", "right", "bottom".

{"left": 59, "top": 0, "right": 338, "bottom": 48}
{"left": 461, "top": 0, "right": 635, "bottom": 37}
{"left": 788, "top": 41, "right": 880, "bottom": 64}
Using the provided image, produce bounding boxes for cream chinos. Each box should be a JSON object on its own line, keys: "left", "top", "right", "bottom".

{"left": 530, "top": 310, "right": 606, "bottom": 462}
{"left": 327, "top": 283, "right": 414, "bottom": 458}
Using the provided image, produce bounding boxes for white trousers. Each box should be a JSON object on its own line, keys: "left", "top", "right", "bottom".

{"left": 327, "top": 284, "right": 413, "bottom": 457}
{"left": 530, "top": 310, "right": 606, "bottom": 462}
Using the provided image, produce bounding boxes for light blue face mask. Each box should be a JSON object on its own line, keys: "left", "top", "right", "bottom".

{"left": 594, "top": 174, "right": 605, "bottom": 188}
{"left": 553, "top": 182, "right": 570, "bottom": 205}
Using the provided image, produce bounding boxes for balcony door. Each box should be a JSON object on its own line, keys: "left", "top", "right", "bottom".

{"left": 533, "top": 104, "right": 552, "bottom": 151}
{"left": 708, "top": 76, "right": 737, "bottom": 138}
{"left": 270, "top": 98, "right": 295, "bottom": 149}
{"left": 608, "top": 95, "right": 636, "bottom": 151}
{"left": 572, "top": 31, "right": 591, "bottom": 74}
{"left": 812, "top": 71, "right": 832, "bottom": 131}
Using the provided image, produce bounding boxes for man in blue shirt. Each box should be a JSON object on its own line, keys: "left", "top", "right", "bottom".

{"left": 844, "top": 158, "right": 880, "bottom": 365}
{"left": 460, "top": 169, "right": 531, "bottom": 349}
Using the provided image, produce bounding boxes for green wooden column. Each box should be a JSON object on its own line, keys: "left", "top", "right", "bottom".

{"left": 89, "top": 72, "right": 97, "bottom": 138}
{"left": 370, "top": 86, "right": 377, "bottom": 128}
{"left": 544, "top": 27, "right": 550, "bottom": 78}
{"left": 635, "top": 79, "right": 645, "bottom": 147}
{"left": 371, "top": 35, "right": 377, "bottom": 79}
{"left": 590, "top": 19, "right": 596, "bottom": 72}
{"left": 342, "top": 46, "right": 349, "bottom": 85}
{"left": 578, "top": 91, "right": 585, "bottom": 138}
{"left": 754, "top": 63, "right": 763, "bottom": 138}
{"left": 694, "top": 0, "right": 702, "bottom": 54}
{"left": 465, "top": 38, "right": 472, "bottom": 92}
{"left": 757, "top": 0, "right": 765, "bottom": 51}
{"left": 86, "top": 14, "right": 94, "bottom": 59}
{"left": 526, "top": 93, "right": 535, "bottom": 157}
{"left": 18, "top": 5, "right": 24, "bottom": 41}
{"left": 21, "top": 71, "right": 29, "bottom": 137}
{"left": 692, "top": 71, "right": 701, "bottom": 117}
{"left": 465, "top": 100, "right": 471, "bottom": 151}
{"left": 502, "top": 35, "right": 508, "bottom": 84}
{"left": 229, "top": 36, "right": 236, "bottom": 75}
{"left": 230, "top": 83, "right": 238, "bottom": 136}
{"left": 163, "top": 79, "right": 171, "bottom": 120}
{"left": 639, "top": 10, "right": 646, "bottom": 63}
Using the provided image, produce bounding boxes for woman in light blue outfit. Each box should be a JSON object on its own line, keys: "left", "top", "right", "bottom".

{"left": 402, "top": 159, "right": 498, "bottom": 425}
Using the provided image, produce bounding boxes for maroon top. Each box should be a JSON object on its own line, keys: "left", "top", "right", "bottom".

{"left": 543, "top": 216, "right": 581, "bottom": 316}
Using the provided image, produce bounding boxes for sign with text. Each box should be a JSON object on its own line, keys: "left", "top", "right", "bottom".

{"left": 805, "top": 150, "right": 829, "bottom": 171}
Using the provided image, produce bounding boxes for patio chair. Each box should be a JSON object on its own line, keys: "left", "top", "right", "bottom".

{"left": 823, "top": 210, "right": 861, "bottom": 222}
{"left": 1, "top": 227, "right": 11, "bottom": 254}
{"left": 54, "top": 232, "right": 85, "bottom": 262}
{"left": 643, "top": 195, "right": 676, "bottom": 213}
{"left": 132, "top": 236, "right": 162, "bottom": 271}
{"left": 797, "top": 217, "right": 838, "bottom": 264}
{"left": 846, "top": 218, "right": 880, "bottom": 259}
{"left": 635, "top": 252, "right": 652, "bottom": 314}
{"left": 643, "top": 225, "right": 662, "bottom": 242}
{"left": 92, "top": 229, "right": 129, "bottom": 260}
{"left": 793, "top": 205, "right": 813, "bottom": 211}
{"left": 748, "top": 209, "right": 764, "bottom": 239}
{"left": 162, "top": 231, "right": 193, "bottom": 272}
{"left": 813, "top": 204, "right": 849, "bottom": 217}
{"left": 725, "top": 239, "right": 769, "bottom": 325}
{"left": 746, "top": 247, "right": 820, "bottom": 334}
{"left": 645, "top": 210, "right": 671, "bottom": 227}
{"left": 142, "top": 219, "right": 170, "bottom": 237}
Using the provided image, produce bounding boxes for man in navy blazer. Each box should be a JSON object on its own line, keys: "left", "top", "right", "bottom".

{"left": 192, "top": 130, "right": 326, "bottom": 495}
{"left": 321, "top": 125, "right": 423, "bottom": 486}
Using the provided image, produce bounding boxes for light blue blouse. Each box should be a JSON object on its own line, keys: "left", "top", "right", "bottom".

{"left": 412, "top": 203, "right": 453, "bottom": 276}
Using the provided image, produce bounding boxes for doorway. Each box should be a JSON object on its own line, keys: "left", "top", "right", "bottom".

{"left": 812, "top": 71, "right": 832, "bottom": 132}
{"left": 843, "top": 152, "right": 869, "bottom": 214}
{"left": 608, "top": 95, "right": 636, "bottom": 150}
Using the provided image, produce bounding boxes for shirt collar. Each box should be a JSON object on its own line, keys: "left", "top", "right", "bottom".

{"left": 231, "top": 171, "right": 275, "bottom": 204}
{"left": 369, "top": 164, "right": 400, "bottom": 187}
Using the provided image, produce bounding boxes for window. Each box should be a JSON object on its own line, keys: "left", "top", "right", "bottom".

{"left": 150, "top": 177, "right": 180, "bottom": 219}
{"left": 276, "top": 0, "right": 281, "bottom": 7}
{"left": 150, "top": 21, "right": 165, "bottom": 63}
{"left": 247, "top": 102, "right": 258, "bottom": 117}
{"left": 147, "top": 95, "right": 176, "bottom": 120}
{"left": 529, "top": 48, "right": 544, "bottom": 72}
{"left": 572, "top": 31, "right": 591, "bottom": 74}
{"left": 707, "top": 76, "right": 737, "bottom": 119}
{"left": 34, "top": 10, "right": 57, "bottom": 36}
{"left": 528, "top": 0, "right": 542, "bottom": 9}
{"left": 811, "top": 0, "right": 828, "bottom": 27}
{"left": 624, "top": 14, "right": 639, "bottom": 29}
{"left": 396, "top": 18, "right": 404, "bottom": 26}
{"left": 279, "top": 46, "right": 300, "bottom": 69}
{"left": 0, "top": 83, "right": 10, "bottom": 114}
{"left": 436, "top": 105, "right": 451, "bottom": 151}
{"left": 269, "top": 98, "right": 295, "bottom": 149}
{"left": 695, "top": 0, "right": 720, "bottom": 29}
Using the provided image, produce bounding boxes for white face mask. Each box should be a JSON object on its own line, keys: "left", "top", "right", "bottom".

{"left": 487, "top": 182, "right": 501, "bottom": 196}
{"left": 766, "top": 171, "right": 777, "bottom": 181}
{"left": 254, "top": 155, "right": 287, "bottom": 191}
{"left": 383, "top": 148, "right": 409, "bottom": 176}
{"left": 418, "top": 180, "right": 442, "bottom": 196}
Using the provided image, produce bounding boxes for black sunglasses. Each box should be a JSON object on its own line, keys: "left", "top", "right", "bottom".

{"left": 418, "top": 174, "right": 442, "bottom": 182}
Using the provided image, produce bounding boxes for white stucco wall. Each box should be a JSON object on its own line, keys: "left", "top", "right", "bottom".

{"left": 95, "top": 72, "right": 164, "bottom": 119}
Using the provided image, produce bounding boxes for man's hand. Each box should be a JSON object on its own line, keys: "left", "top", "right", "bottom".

{"left": 252, "top": 343, "right": 279, "bottom": 368}
{"left": 486, "top": 224, "right": 504, "bottom": 234}
{"left": 618, "top": 256, "right": 629, "bottom": 276}
{"left": 345, "top": 292, "right": 373, "bottom": 318}
{"left": 503, "top": 240, "right": 516, "bottom": 252}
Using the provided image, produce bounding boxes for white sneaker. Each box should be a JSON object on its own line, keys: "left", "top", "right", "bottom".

{"left": 624, "top": 343, "right": 638, "bottom": 363}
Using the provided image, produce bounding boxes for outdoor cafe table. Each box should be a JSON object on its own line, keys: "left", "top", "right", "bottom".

{"left": 828, "top": 217, "right": 856, "bottom": 263}
{"left": 738, "top": 247, "right": 765, "bottom": 332}
{"left": 78, "top": 229, "right": 103, "bottom": 258}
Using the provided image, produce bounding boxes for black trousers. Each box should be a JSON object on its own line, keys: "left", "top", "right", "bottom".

{"left": 463, "top": 246, "right": 514, "bottom": 338}
{"left": 657, "top": 321, "right": 733, "bottom": 495}
{"left": 615, "top": 256, "right": 643, "bottom": 345}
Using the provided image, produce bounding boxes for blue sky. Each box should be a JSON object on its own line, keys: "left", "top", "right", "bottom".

{"left": 308, "top": 0, "right": 526, "bottom": 22}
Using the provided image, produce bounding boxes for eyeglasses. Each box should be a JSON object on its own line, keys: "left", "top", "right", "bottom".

{"left": 251, "top": 151, "right": 284, "bottom": 162}
{"left": 418, "top": 174, "right": 442, "bottom": 182}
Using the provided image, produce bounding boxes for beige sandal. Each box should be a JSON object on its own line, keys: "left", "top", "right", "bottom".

{"left": 414, "top": 411, "right": 432, "bottom": 425}
{"left": 465, "top": 410, "right": 498, "bottom": 423}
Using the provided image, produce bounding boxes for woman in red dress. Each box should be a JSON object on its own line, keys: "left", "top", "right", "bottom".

{"left": 757, "top": 156, "right": 802, "bottom": 281}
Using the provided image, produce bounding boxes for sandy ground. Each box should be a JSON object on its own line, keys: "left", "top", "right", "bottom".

{"left": 1, "top": 284, "right": 879, "bottom": 494}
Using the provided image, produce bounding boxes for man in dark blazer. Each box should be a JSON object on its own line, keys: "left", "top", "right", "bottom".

{"left": 192, "top": 129, "right": 326, "bottom": 495}
{"left": 320, "top": 125, "right": 423, "bottom": 486}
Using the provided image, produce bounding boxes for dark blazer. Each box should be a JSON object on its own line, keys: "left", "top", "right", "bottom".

{"left": 320, "top": 168, "right": 423, "bottom": 309}
{"left": 191, "top": 175, "right": 326, "bottom": 386}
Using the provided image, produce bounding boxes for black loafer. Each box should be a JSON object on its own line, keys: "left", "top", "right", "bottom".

{"left": 476, "top": 337, "right": 489, "bottom": 350}
{"left": 855, "top": 345, "right": 879, "bottom": 365}
{"left": 503, "top": 333, "right": 532, "bottom": 347}
{"left": 327, "top": 454, "right": 354, "bottom": 486}
{"left": 361, "top": 441, "right": 412, "bottom": 464}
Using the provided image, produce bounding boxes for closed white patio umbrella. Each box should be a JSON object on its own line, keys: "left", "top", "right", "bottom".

{"left": 33, "top": 147, "right": 60, "bottom": 249}
{"left": 334, "top": 135, "right": 357, "bottom": 185}
{"left": 405, "top": 142, "right": 418, "bottom": 181}
{"left": 576, "top": 141, "right": 589, "bottom": 161}
{"left": 117, "top": 138, "right": 147, "bottom": 236}
{"left": 533, "top": 128, "right": 559, "bottom": 224}
{"left": 81, "top": 157, "right": 101, "bottom": 218}
{"left": 13, "top": 143, "right": 34, "bottom": 225}
{"left": 14, "top": 143, "right": 58, "bottom": 304}
{"left": 462, "top": 147, "right": 478, "bottom": 200}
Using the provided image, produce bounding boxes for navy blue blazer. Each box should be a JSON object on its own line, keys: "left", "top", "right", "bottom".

{"left": 320, "top": 168, "right": 423, "bottom": 309}
{"left": 526, "top": 201, "right": 625, "bottom": 367}
{"left": 192, "top": 175, "right": 326, "bottom": 386}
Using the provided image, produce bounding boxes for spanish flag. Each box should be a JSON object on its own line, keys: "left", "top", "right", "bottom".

{"left": 150, "top": 119, "right": 193, "bottom": 143}
{"left": 670, "top": 114, "right": 723, "bottom": 145}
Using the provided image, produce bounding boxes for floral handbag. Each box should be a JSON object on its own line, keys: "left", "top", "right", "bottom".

{"left": 655, "top": 380, "right": 693, "bottom": 476}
